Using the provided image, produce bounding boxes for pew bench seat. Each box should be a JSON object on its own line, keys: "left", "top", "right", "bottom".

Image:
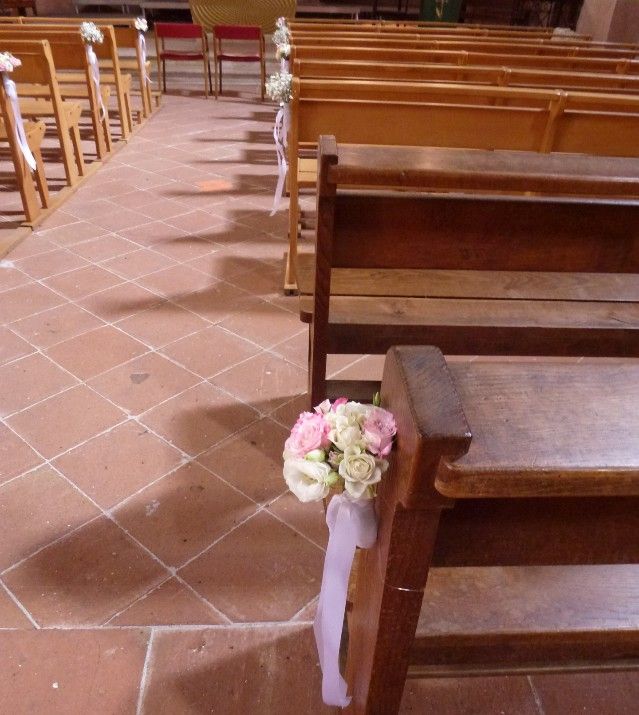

{"left": 345, "top": 347, "right": 639, "bottom": 712}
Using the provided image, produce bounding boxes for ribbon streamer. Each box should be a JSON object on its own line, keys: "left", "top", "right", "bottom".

{"left": 85, "top": 44, "right": 107, "bottom": 121}
{"left": 270, "top": 103, "right": 290, "bottom": 216}
{"left": 314, "top": 493, "right": 378, "bottom": 707}
{"left": 138, "top": 32, "right": 152, "bottom": 85}
{"left": 2, "top": 74, "right": 36, "bottom": 172}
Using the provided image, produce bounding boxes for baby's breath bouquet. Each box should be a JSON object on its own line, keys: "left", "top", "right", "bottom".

{"left": 265, "top": 70, "right": 292, "bottom": 105}
{"left": 80, "top": 22, "right": 104, "bottom": 44}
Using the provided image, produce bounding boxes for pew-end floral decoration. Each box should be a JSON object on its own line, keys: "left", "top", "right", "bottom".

{"left": 266, "top": 70, "right": 292, "bottom": 106}
{"left": 0, "top": 52, "right": 21, "bottom": 73}
{"left": 275, "top": 43, "right": 291, "bottom": 61}
{"left": 134, "top": 16, "right": 148, "bottom": 33}
{"left": 273, "top": 16, "right": 291, "bottom": 47}
{"left": 283, "top": 396, "right": 396, "bottom": 503}
{"left": 80, "top": 21, "right": 104, "bottom": 44}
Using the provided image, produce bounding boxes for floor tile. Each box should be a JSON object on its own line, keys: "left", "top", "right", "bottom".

{"left": 197, "top": 418, "right": 289, "bottom": 503}
{"left": 69, "top": 234, "right": 137, "bottom": 263}
{"left": 0, "top": 262, "right": 31, "bottom": 293}
{"left": 43, "top": 265, "right": 123, "bottom": 301}
{"left": 0, "top": 466, "right": 100, "bottom": 571}
{"left": 45, "top": 326, "right": 148, "bottom": 381}
{"left": 160, "top": 325, "right": 260, "bottom": 378}
{"left": 10, "top": 303, "right": 104, "bottom": 350}
{"left": 174, "top": 280, "right": 258, "bottom": 323}
{"left": 218, "top": 300, "right": 304, "bottom": 349}
{"left": 88, "top": 208, "right": 150, "bottom": 233}
{"left": 14, "top": 249, "right": 88, "bottom": 280}
{"left": 0, "top": 327, "right": 33, "bottom": 365}
{"left": 179, "top": 511, "right": 323, "bottom": 622}
{"left": 211, "top": 352, "right": 307, "bottom": 413}
{"left": 136, "top": 198, "right": 192, "bottom": 221}
{"left": 140, "top": 382, "right": 258, "bottom": 457}
{"left": 109, "top": 578, "right": 225, "bottom": 626}
{"left": 136, "top": 263, "right": 218, "bottom": 299}
{"left": 89, "top": 352, "right": 200, "bottom": 415}
{"left": 5, "top": 237, "right": 58, "bottom": 261}
{"left": 0, "top": 424, "right": 42, "bottom": 486}
{"left": 141, "top": 625, "right": 333, "bottom": 714}
{"left": 399, "top": 677, "right": 540, "bottom": 714}
{"left": 7, "top": 385, "right": 125, "bottom": 459}
{"left": 116, "top": 301, "right": 209, "bottom": 349}
{"left": 77, "top": 281, "right": 163, "bottom": 322}
{"left": 0, "top": 584, "right": 33, "bottom": 627}
{"left": 54, "top": 420, "right": 183, "bottom": 509}
{"left": 113, "top": 462, "right": 256, "bottom": 568}
{"left": 102, "top": 248, "right": 176, "bottom": 280}
{"left": 0, "top": 629, "right": 149, "bottom": 713}
{"left": 163, "top": 209, "right": 224, "bottom": 235}
{"left": 267, "top": 493, "right": 328, "bottom": 550}
{"left": 0, "top": 353, "right": 77, "bottom": 418}
{"left": 0, "top": 283, "right": 65, "bottom": 324}
{"left": 531, "top": 672, "right": 639, "bottom": 714}
{"left": 36, "top": 221, "right": 107, "bottom": 247}
{"left": 3, "top": 517, "right": 167, "bottom": 626}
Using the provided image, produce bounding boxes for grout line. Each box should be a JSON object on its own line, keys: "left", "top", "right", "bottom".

{"left": 289, "top": 595, "right": 319, "bottom": 623}
{"left": 135, "top": 628, "right": 156, "bottom": 715}
{"left": 0, "top": 578, "right": 40, "bottom": 629}
{"left": 527, "top": 675, "right": 547, "bottom": 715}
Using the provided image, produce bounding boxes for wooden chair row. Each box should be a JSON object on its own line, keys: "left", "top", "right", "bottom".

{"left": 303, "top": 137, "right": 639, "bottom": 403}
{"left": 347, "top": 344, "right": 639, "bottom": 713}
{"left": 285, "top": 77, "right": 639, "bottom": 289}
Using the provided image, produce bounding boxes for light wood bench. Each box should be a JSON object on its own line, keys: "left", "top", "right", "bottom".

{"left": 290, "top": 43, "right": 639, "bottom": 76}
{"left": 0, "top": 73, "right": 48, "bottom": 223}
{"left": 0, "top": 25, "right": 133, "bottom": 141}
{"left": 293, "top": 57, "right": 639, "bottom": 94}
{"left": 303, "top": 138, "right": 639, "bottom": 404}
{"left": 286, "top": 78, "right": 639, "bottom": 290}
{"left": 3, "top": 39, "right": 85, "bottom": 187}
{"left": 345, "top": 344, "right": 639, "bottom": 713}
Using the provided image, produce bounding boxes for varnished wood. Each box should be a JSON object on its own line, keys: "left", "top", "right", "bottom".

{"left": 345, "top": 346, "right": 639, "bottom": 713}
{"left": 304, "top": 140, "right": 639, "bottom": 404}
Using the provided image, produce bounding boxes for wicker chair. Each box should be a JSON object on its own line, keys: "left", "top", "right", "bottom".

{"left": 189, "top": 0, "right": 297, "bottom": 34}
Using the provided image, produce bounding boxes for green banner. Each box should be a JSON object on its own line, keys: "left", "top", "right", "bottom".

{"left": 420, "top": 0, "right": 464, "bottom": 22}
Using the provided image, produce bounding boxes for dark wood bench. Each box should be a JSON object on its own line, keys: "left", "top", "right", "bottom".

{"left": 344, "top": 344, "right": 639, "bottom": 713}
{"left": 301, "top": 138, "right": 639, "bottom": 404}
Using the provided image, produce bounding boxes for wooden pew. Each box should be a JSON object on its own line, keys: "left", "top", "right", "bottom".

{"left": 290, "top": 34, "right": 639, "bottom": 60}
{"left": 286, "top": 79, "right": 639, "bottom": 290}
{"left": 290, "top": 44, "right": 639, "bottom": 76}
{"left": 0, "top": 25, "right": 133, "bottom": 140}
{"left": 0, "top": 72, "right": 49, "bottom": 223}
{"left": 3, "top": 39, "right": 85, "bottom": 187}
{"left": 345, "top": 344, "right": 639, "bottom": 714}
{"left": 19, "top": 16, "right": 156, "bottom": 119}
{"left": 303, "top": 138, "right": 639, "bottom": 404}
{"left": 293, "top": 57, "right": 639, "bottom": 95}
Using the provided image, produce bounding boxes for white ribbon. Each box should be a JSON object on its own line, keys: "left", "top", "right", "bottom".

{"left": 314, "top": 493, "right": 378, "bottom": 707}
{"left": 85, "top": 44, "right": 107, "bottom": 121}
{"left": 138, "top": 32, "right": 152, "bottom": 85}
{"left": 2, "top": 74, "right": 36, "bottom": 172}
{"left": 270, "top": 103, "right": 290, "bottom": 216}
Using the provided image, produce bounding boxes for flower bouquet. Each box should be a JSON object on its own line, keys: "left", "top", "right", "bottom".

{"left": 283, "top": 396, "right": 396, "bottom": 707}
{"left": 0, "top": 52, "right": 21, "bottom": 73}
{"left": 283, "top": 396, "right": 396, "bottom": 503}
{"left": 79, "top": 21, "right": 104, "bottom": 45}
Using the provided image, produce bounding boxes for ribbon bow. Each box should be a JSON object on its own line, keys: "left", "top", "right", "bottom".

{"left": 2, "top": 74, "right": 36, "bottom": 172}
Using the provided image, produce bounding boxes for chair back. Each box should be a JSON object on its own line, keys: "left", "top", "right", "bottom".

{"left": 214, "top": 24, "right": 261, "bottom": 41}
{"left": 154, "top": 22, "right": 204, "bottom": 40}
{"left": 189, "top": 0, "right": 296, "bottom": 33}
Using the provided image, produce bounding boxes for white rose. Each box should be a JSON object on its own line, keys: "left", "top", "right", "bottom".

{"left": 283, "top": 458, "right": 331, "bottom": 503}
{"left": 329, "top": 423, "right": 364, "bottom": 452}
{"left": 338, "top": 447, "right": 384, "bottom": 499}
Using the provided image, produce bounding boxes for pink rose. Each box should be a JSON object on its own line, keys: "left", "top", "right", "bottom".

{"left": 363, "top": 407, "right": 397, "bottom": 457}
{"left": 331, "top": 397, "right": 348, "bottom": 410}
{"left": 284, "top": 411, "right": 330, "bottom": 458}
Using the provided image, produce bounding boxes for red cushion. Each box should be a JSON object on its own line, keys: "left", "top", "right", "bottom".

{"left": 217, "top": 54, "right": 260, "bottom": 62}
{"left": 159, "top": 51, "right": 205, "bottom": 61}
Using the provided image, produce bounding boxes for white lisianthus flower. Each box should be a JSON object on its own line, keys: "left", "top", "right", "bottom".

{"left": 328, "top": 402, "right": 370, "bottom": 451}
{"left": 134, "top": 17, "right": 148, "bottom": 33}
{"left": 284, "top": 458, "right": 331, "bottom": 502}
{"left": 339, "top": 447, "right": 385, "bottom": 499}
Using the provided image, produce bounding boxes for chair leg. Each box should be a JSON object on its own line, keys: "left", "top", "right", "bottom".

{"left": 162, "top": 59, "right": 166, "bottom": 93}
{"left": 218, "top": 60, "right": 222, "bottom": 96}
{"left": 203, "top": 55, "right": 209, "bottom": 98}
{"left": 70, "top": 124, "right": 86, "bottom": 177}
{"left": 208, "top": 57, "right": 213, "bottom": 95}
{"left": 260, "top": 57, "right": 265, "bottom": 102}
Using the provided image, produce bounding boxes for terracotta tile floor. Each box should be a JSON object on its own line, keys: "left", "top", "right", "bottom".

{"left": 1, "top": 71, "right": 639, "bottom": 715}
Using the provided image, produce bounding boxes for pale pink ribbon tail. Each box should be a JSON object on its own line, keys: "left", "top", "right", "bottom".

{"left": 314, "top": 493, "right": 378, "bottom": 707}
{"left": 270, "top": 104, "right": 289, "bottom": 215}
{"left": 85, "top": 45, "right": 107, "bottom": 122}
